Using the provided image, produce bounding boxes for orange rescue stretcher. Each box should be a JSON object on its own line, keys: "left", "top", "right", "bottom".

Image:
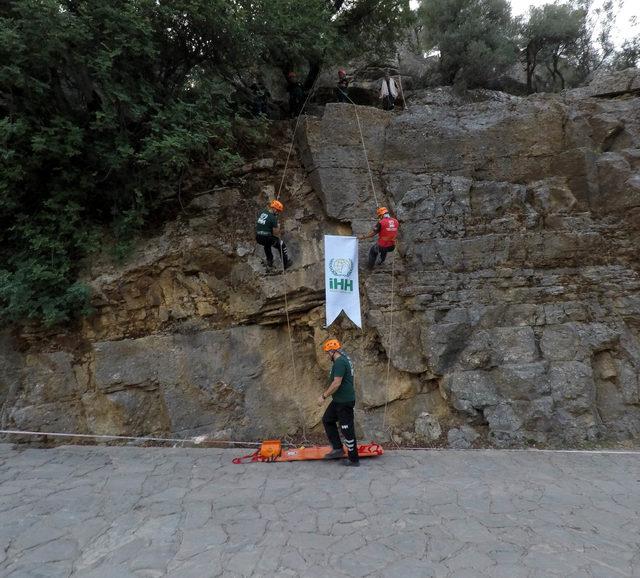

{"left": 232, "top": 439, "right": 384, "bottom": 464}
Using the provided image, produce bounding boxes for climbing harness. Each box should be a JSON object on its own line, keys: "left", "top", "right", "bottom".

{"left": 232, "top": 439, "right": 384, "bottom": 464}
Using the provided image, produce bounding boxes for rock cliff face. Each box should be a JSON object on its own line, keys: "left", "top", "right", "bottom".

{"left": 2, "top": 71, "right": 640, "bottom": 448}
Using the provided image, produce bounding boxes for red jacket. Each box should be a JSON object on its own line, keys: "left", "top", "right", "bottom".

{"left": 377, "top": 216, "right": 399, "bottom": 248}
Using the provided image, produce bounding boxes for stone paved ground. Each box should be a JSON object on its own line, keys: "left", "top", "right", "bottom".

{"left": 0, "top": 444, "right": 639, "bottom": 578}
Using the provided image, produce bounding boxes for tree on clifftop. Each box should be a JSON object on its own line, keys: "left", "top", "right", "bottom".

{"left": 419, "top": 0, "right": 518, "bottom": 88}
{"left": 520, "top": 3, "right": 587, "bottom": 92}
{"left": 612, "top": 36, "right": 640, "bottom": 70}
{"left": 245, "top": 0, "right": 414, "bottom": 87}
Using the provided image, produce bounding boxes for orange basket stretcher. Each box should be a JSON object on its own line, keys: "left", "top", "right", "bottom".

{"left": 232, "top": 439, "right": 383, "bottom": 464}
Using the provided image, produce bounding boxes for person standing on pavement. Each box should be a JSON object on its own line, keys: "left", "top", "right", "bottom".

{"left": 358, "top": 207, "right": 399, "bottom": 269}
{"left": 255, "top": 200, "right": 292, "bottom": 270}
{"left": 318, "top": 338, "right": 360, "bottom": 466}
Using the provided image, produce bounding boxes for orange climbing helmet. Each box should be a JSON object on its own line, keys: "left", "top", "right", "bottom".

{"left": 377, "top": 207, "right": 389, "bottom": 219}
{"left": 322, "top": 338, "right": 341, "bottom": 352}
{"left": 270, "top": 199, "right": 284, "bottom": 212}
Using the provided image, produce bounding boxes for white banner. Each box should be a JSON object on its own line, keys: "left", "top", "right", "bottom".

{"left": 324, "top": 235, "right": 362, "bottom": 328}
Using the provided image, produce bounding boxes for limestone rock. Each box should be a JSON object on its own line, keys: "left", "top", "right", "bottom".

{"left": 414, "top": 412, "right": 442, "bottom": 443}
{"left": 2, "top": 71, "right": 640, "bottom": 448}
{"left": 569, "top": 67, "right": 640, "bottom": 98}
{"left": 447, "top": 425, "right": 479, "bottom": 449}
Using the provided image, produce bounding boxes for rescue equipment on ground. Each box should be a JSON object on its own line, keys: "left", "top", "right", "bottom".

{"left": 232, "top": 439, "right": 383, "bottom": 464}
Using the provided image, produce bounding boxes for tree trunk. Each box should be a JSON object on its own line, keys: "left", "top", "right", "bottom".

{"left": 553, "top": 54, "right": 565, "bottom": 90}
{"left": 525, "top": 44, "right": 537, "bottom": 94}
{"left": 305, "top": 60, "right": 322, "bottom": 91}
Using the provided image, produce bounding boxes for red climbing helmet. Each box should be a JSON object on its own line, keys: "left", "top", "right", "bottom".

{"left": 287, "top": 71, "right": 297, "bottom": 79}
{"left": 338, "top": 69, "right": 346, "bottom": 77}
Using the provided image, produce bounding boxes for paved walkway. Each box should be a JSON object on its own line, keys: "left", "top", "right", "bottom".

{"left": 0, "top": 444, "right": 639, "bottom": 577}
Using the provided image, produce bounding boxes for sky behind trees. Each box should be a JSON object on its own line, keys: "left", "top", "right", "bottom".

{"left": 410, "top": 0, "right": 639, "bottom": 47}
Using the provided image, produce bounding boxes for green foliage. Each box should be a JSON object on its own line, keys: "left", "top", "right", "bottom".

{"left": 521, "top": 2, "right": 588, "bottom": 91}
{"left": 333, "top": 0, "right": 416, "bottom": 59}
{"left": 419, "top": 0, "right": 518, "bottom": 88}
{"left": 0, "top": 0, "right": 253, "bottom": 326}
{"left": 243, "top": 0, "right": 414, "bottom": 80}
{"left": 245, "top": 0, "right": 337, "bottom": 68}
{"left": 0, "top": 0, "right": 414, "bottom": 327}
{"left": 572, "top": 0, "right": 617, "bottom": 82}
{"left": 612, "top": 36, "right": 640, "bottom": 70}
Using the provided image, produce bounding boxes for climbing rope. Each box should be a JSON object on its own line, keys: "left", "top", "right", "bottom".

{"left": 275, "top": 75, "right": 321, "bottom": 200}
{"left": 341, "top": 91, "right": 398, "bottom": 436}
{"left": 397, "top": 74, "right": 408, "bottom": 112}
{"left": 279, "top": 246, "right": 309, "bottom": 443}
{"left": 382, "top": 246, "right": 396, "bottom": 429}
{"left": 273, "top": 75, "right": 322, "bottom": 443}
{"left": 343, "top": 92, "right": 380, "bottom": 207}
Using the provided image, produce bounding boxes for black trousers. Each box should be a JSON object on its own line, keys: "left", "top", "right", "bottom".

{"left": 336, "top": 87, "right": 349, "bottom": 103}
{"left": 382, "top": 95, "right": 395, "bottom": 110}
{"left": 256, "top": 234, "right": 290, "bottom": 266}
{"left": 368, "top": 244, "right": 395, "bottom": 268}
{"left": 322, "top": 400, "right": 359, "bottom": 462}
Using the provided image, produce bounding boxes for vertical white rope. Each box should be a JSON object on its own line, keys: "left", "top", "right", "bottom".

{"left": 382, "top": 247, "right": 396, "bottom": 429}
{"left": 279, "top": 245, "right": 308, "bottom": 443}
{"left": 344, "top": 92, "right": 379, "bottom": 208}
{"left": 397, "top": 74, "right": 408, "bottom": 112}
{"left": 272, "top": 75, "right": 320, "bottom": 441}
{"left": 276, "top": 76, "right": 320, "bottom": 200}
{"left": 341, "top": 91, "right": 398, "bottom": 435}
{"left": 351, "top": 102, "right": 380, "bottom": 208}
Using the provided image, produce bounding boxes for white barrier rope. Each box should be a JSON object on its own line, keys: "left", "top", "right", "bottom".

{"left": 3, "top": 429, "right": 638, "bottom": 455}
{"left": 0, "top": 429, "right": 262, "bottom": 446}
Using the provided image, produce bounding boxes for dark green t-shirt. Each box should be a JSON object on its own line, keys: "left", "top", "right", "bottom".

{"left": 256, "top": 210, "right": 278, "bottom": 236}
{"left": 330, "top": 352, "right": 355, "bottom": 403}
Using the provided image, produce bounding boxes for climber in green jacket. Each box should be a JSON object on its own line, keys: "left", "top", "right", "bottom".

{"left": 256, "top": 200, "right": 292, "bottom": 269}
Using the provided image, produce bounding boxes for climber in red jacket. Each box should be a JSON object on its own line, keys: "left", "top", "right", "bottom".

{"left": 358, "top": 207, "right": 399, "bottom": 269}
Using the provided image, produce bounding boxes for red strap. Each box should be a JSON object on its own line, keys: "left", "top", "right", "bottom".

{"left": 232, "top": 450, "right": 262, "bottom": 464}
{"left": 364, "top": 443, "right": 383, "bottom": 455}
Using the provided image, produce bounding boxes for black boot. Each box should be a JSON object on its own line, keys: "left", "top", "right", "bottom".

{"left": 323, "top": 448, "right": 345, "bottom": 460}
